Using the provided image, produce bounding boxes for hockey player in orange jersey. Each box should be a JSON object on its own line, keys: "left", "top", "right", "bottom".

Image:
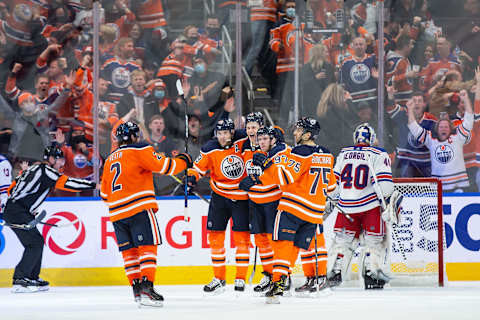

{"left": 100, "top": 121, "right": 192, "bottom": 307}
{"left": 241, "top": 114, "right": 278, "bottom": 294}
{"left": 187, "top": 118, "right": 250, "bottom": 294}
{"left": 240, "top": 117, "right": 336, "bottom": 303}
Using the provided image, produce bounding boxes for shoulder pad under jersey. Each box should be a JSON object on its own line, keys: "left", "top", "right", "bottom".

{"left": 201, "top": 139, "right": 222, "bottom": 153}
{"left": 268, "top": 143, "right": 287, "bottom": 158}
{"left": 234, "top": 129, "right": 247, "bottom": 141}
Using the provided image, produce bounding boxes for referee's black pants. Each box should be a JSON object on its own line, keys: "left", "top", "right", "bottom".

{"left": 3, "top": 202, "right": 44, "bottom": 281}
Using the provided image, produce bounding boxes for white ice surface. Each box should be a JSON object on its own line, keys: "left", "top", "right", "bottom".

{"left": 0, "top": 285, "right": 479, "bottom": 320}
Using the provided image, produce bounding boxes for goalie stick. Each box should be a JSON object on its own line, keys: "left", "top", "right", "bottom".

{"left": 0, "top": 210, "right": 46, "bottom": 230}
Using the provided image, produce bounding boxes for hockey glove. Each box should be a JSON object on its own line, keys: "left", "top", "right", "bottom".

{"left": 186, "top": 174, "right": 197, "bottom": 187}
{"left": 176, "top": 153, "right": 193, "bottom": 168}
{"left": 382, "top": 190, "right": 403, "bottom": 224}
{"left": 239, "top": 175, "right": 261, "bottom": 192}
{"left": 252, "top": 153, "right": 268, "bottom": 168}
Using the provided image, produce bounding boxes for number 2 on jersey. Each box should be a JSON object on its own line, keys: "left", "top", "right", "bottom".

{"left": 111, "top": 162, "right": 122, "bottom": 192}
{"left": 340, "top": 163, "right": 369, "bottom": 189}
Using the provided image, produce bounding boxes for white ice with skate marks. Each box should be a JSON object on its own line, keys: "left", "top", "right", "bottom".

{"left": 1, "top": 285, "right": 479, "bottom": 320}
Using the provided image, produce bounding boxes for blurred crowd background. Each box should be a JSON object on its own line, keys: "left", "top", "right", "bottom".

{"left": 0, "top": 0, "right": 479, "bottom": 196}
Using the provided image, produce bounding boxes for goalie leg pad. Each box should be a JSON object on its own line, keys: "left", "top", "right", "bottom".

{"left": 327, "top": 231, "right": 355, "bottom": 281}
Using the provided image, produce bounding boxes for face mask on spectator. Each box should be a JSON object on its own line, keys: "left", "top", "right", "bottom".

{"left": 194, "top": 63, "right": 206, "bottom": 74}
{"left": 286, "top": 8, "right": 296, "bottom": 18}
{"left": 23, "top": 103, "right": 36, "bottom": 114}
{"left": 206, "top": 27, "right": 219, "bottom": 36}
{"left": 154, "top": 90, "right": 165, "bottom": 99}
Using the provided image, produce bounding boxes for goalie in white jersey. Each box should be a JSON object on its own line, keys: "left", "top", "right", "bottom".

{"left": 407, "top": 90, "right": 474, "bottom": 192}
{"left": 326, "top": 123, "right": 401, "bottom": 290}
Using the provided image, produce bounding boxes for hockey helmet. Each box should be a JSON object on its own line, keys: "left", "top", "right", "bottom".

{"left": 272, "top": 126, "right": 285, "bottom": 143}
{"left": 353, "top": 123, "right": 376, "bottom": 145}
{"left": 256, "top": 126, "right": 274, "bottom": 137}
{"left": 295, "top": 117, "right": 321, "bottom": 137}
{"left": 215, "top": 118, "right": 235, "bottom": 132}
{"left": 245, "top": 112, "right": 264, "bottom": 126}
{"left": 43, "top": 145, "right": 64, "bottom": 160}
{"left": 116, "top": 121, "right": 140, "bottom": 142}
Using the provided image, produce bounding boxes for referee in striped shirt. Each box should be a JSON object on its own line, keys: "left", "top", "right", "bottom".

{"left": 3, "top": 145, "right": 97, "bottom": 293}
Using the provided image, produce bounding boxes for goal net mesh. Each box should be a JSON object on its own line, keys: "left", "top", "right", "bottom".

{"left": 292, "top": 179, "right": 444, "bottom": 287}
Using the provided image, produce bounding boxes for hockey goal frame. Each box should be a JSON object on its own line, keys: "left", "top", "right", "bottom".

{"left": 393, "top": 177, "right": 444, "bottom": 287}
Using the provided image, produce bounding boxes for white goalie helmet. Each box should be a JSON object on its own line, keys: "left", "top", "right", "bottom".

{"left": 353, "top": 123, "right": 376, "bottom": 145}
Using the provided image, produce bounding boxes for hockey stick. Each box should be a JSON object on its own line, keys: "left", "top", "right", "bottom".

{"left": 367, "top": 155, "right": 408, "bottom": 262}
{"left": 248, "top": 246, "right": 258, "bottom": 285}
{"left": 314, "top": 226, "right": 319, "bottom": 286}
{"left": 170, "top": 175, "right": 210, "bottom": 205}
{"left": 177, "top": 79, "right": 190, "bottom": 222}
{"left": 0, "top": 210, "right": 46, "bottom": 230}
{"left": 39, "top": 219, "right": 80, "bottom": 228}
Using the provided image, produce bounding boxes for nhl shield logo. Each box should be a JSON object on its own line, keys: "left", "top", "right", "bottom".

{"left": 434, "top": 144, "right": 454, "bottom": 164}
{"left": 221, "top": 155, "right": 245, "bottom": 180}
{"left": 350, "top": 63, "right": 371, "bottom": 84}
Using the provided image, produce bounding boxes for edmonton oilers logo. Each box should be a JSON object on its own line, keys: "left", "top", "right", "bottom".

{"left": 434, "top": 144, "right": 454, "bottom": 164}
{"left": 350, "top": 63, "right": 371, "bottom": 84}
{"left": 221, "top": 155, "right": 245, "bottom": 180}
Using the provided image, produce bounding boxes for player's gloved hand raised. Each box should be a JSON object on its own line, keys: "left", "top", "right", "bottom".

{"left": 186, "top": 174, "right": 197, "bottom": 187}
{"left": 176, "top": 153, "right": 193, "bottom": 168}
{"left": 252, "top": 153, "right": 268, "bottom": 168}
{"left": 239, "top": 175, "right": 261, "bottom": 192}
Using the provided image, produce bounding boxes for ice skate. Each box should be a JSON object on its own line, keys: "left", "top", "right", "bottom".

{"left": 11, "top": 278, "right": 39, "bottom": 293}
{"left": 31, "top": 278, "right": 49, "bottom": 292}
{"left": 203, "top": 277, "right": 226, "bottom": 295}
{"left": 253, "top": 272, "right": 272, "bottom": 294}
{"left": 234, "top": 279, "right": 245, "bottom": 292}
{"left": 265, "top": 276, "right": 286, "bottom": 304}
{"left": 139, "top": 277, "right": 164, "bottom": 307}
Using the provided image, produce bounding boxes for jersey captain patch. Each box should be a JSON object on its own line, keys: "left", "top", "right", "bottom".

{"left": 435, "top": 144, "right": 454, "bottom": 164}
{"left": 221, "top": 155, "right": 245, "bottom": 180}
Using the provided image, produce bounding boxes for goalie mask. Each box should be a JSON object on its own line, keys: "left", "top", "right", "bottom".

{"left": 353, "top": 123, "right": 376, "bottom": 146}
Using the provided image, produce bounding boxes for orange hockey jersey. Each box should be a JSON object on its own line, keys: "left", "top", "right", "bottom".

{"left": 386, "top": 51, "right": 413, "bottom": 105}
{"left": 100, "top": 143, "right": 187, "bottom": 222}
{"left": 250, "top": 0, "right": 278, "bottom": 22}
{"left": 269, "top": 21, "right": 313, "bottom": 74}
{"left": 189, "top": 131, "right": 248, "bottom": 200}
{"left": 135, "top": 0, "right": 167, "bottom": 29}
{"left": 259, "top": 144, "right": 336, "bottom": 224}
{"left": 242, "top": 139, "right": 283, "bottom": 204}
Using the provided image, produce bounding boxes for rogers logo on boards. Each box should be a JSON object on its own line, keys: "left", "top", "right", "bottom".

{"left": 42, "top": 212, "right": 85, "bottom": 255}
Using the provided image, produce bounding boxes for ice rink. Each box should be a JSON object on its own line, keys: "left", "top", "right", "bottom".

{"left": 0, "top": 285, "right": 478, "bottom": 320}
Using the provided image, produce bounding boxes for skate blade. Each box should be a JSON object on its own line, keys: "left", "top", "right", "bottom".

{"left": 11, "top": 285, "right": 39, "bottom": 293}
{"left": 265, "top": 296, "right": 280, "bottom": 304}
{"left": 139, "top": 300, "right": 163, "bottom": 308}
{"left": 37, "top": 286, "right": 49, "bottom": 292}
{"left": 294, "top": 291, "right": 316, "bottom": 298}
{"left": 203, "top": 287, "right": 226, "bottom": 297}
{"left": 316, "top": 287, "right": 332, "bottom": 297}
{"left": 282, "top": 290, "right": 292, "bottom": 298}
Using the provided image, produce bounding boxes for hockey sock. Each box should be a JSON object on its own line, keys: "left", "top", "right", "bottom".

{"left": 121, "top": 248, "right": 140, "bottom": 285}
{"left": 209, "top": 231, "right": 226, "bottom": 280}
{"left": 254, "top": 233, "right": 273, "bottom": 274}
{"left": 272, "top": 240, "right": 295, "bottom": 282}
{"left": 138, "top": 245, "right": 157, "bottom": 282}
{"left": 288, "top": 246, "right": 300, "bottom": 275}
{"left": 233, "top": 231, "right": 251, "bottom": 280}
{"left": 301, "top": 232, "right": 327, "bottom": 277}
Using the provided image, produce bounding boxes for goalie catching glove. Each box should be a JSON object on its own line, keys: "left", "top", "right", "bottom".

{"left": 382, "top": 190, "right": 403, "bottom": 224}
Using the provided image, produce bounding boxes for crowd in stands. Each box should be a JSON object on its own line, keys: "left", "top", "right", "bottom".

{"left": 0, "top": 0, "right": 479, "bottom": 194}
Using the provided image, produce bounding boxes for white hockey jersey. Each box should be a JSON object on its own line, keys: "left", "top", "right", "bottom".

{"left": 408, "top": 112, "right": 473, "bottom": 191}
{"left": 333, "top": 146, "right": 394, "bottom": 213}
{"left": 0, "top": 155, "right": 12, "bottom": 212}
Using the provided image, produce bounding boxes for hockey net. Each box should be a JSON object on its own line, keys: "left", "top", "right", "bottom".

{"left": 292, "top": 177, "right": 445, "bottom": 287}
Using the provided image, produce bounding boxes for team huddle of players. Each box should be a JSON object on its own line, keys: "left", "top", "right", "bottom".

{"left": 100, "top": 111, "right": 403, "bottom": 307}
